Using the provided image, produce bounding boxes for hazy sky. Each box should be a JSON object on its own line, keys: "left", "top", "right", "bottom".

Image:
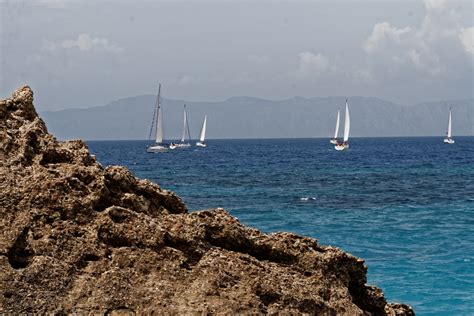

{"left": 1, "top": 0, "right": 473, "bottom": 111}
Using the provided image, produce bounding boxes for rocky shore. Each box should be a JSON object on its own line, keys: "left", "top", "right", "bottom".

{"left": 0, "top": 86, "right": 414, "bottom": 314}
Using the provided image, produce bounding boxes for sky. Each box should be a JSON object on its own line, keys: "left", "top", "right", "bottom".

{"left": 0, "top": 0, "right": 473, "bottom": 111}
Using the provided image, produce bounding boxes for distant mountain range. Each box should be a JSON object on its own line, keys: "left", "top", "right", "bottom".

{"left": 40, "top": 95, "right": 473, "bottom": 140}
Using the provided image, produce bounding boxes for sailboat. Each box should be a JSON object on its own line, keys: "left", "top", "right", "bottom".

{"left": 170, "top": 104, "right": 192, "bottom": 149}
{"left": 335, "top": 100, "right": 350, "bottom": 151}
{"left": 330, "top": 108, "right": 341, "bottom": 144}
{"left": 147, "top": 84, "right": 168, "bottom": 153}
{"left": 196, "top": 115, "right": 207, "bottom": 147}
{"left": 443, "top": 107, "right": 455, "bottom": 144}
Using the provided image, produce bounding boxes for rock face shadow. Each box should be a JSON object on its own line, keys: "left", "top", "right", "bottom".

{"left": 7, "top": 228, "right": 34, "bottom": 269}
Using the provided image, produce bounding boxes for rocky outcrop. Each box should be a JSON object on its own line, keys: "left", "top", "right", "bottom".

{"left": 0, "top": 86, "right": 414, "bottom": 314}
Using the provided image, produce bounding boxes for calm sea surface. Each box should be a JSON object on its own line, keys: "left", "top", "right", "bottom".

{"left": 88, "top": 137, "right": 474, "bottom": 315}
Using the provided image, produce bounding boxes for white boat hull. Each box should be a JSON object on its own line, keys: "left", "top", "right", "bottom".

{"left": 196, "top": 142, "right": 206, "bottom": 147}
{"left": 177, "top": 143, "right": 191, "bottom": 148}
{"left": 147, "top": 145, "right": 168, "bottom": 152}
{"left": 444, "top": 138, "right": 455, "bottom": 144}
{"left": 170, "top": 143, "right": 191, "bottom": 149}
{"left": 330, "top": 139, "right": 338, "bottom": 144}
{"left": 335, "top": 143, "right": 349, "bottom": 151}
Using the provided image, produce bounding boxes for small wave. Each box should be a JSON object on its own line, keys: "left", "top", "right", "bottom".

{"left": 300, "top": 197, "right": 316, "bottom": 201}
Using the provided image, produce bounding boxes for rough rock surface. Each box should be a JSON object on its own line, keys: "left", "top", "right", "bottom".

{"left": 0, "top": 86, "right": 414, "bottom": 314}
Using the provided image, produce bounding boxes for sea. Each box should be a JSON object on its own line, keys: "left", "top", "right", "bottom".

{"left": 87, "top": 137, "right": 474, "bottom": 315}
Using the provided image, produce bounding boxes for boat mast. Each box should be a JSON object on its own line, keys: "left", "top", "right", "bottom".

{"left": 186, "top": 105, "right": 192, "bottom": 141}
{"left": 148, "top": 83, "right": 161, "bottom": 144}
{"left": 181, "top": 105, "right": 186, "bottom": 143}
{"left": 447, "top": 107, "right": 452, "bottom": 138}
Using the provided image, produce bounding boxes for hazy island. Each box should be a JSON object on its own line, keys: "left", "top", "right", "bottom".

{"left": 40, "top": 94, "right": 473, "bottom": 141}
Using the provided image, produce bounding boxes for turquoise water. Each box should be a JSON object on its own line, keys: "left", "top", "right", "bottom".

{"left": 88, "top": 137, "right": 474, "bottom": 315}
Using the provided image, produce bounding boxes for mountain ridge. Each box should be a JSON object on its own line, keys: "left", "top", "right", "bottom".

{"left": 41, "top": 94, "right": 473, "bottom": 140}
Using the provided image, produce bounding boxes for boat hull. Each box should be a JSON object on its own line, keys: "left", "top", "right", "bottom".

{"left": 177, "top": 143, "right": 191, "bottom": 148}
{"left": 147, "top": 145, "right": 168, "bottom": 152}
{"left": 170, "top": 143, "right": 191, "bottom": 149}
{"left": 335, "top": 143, "right": 349, "bottom": 151}
{"left": 444, "top": 138, "right": 455, "bottom": 144}
{"left": 196, "top": 142, "right": 206, "bottom": 147}
{"left": 330, "top": 139, "right": 338, "bottom": 144}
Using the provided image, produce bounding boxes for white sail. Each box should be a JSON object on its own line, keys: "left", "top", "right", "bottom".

{"left": 180, "top": 105, "right": 189, "bottom": 143}
{"left": 199, "top": 115, "right": 207, "bottom": 142}
{"left": 154, "top": 85, "right": 164, "bottom": 144}
{"left": 334, "top": 109, "right": 340, "bottom": 139}
{"left": 447, "top": 108, "right": 452, "bottom": 138}
{"left": 343, "top": 101, "right": 350, "bottom": 142}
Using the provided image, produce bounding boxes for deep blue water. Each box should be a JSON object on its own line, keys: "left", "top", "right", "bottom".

{"left": 87, "top": 137, "right": 474, "bottom": 315}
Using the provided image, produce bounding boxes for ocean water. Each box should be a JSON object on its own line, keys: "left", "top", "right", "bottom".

{"left": 88, "top": 137, "right": 474, "bottom": 315}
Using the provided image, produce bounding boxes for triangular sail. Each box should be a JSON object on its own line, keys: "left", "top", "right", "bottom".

{"left": 179, "top": 104, "right": 191, "bottom": 143}
{"left": 180, "top": 105, "right": 187, "bottom": 142}
{"left": 153, "top": 84, "right": 164, "bottom": 144}
{"left": 334, "top": 109, "right": 340, "bottom": 139}
{"left": 199, "top": 115, "right": 207, "bottom": 142}
{"left": 343, "top": 101, "right": 350, "bottom": 142}
{"left": 447, "top": 108, "right": 452, "bottom": 138}
{"left": 186, "top": 106, "right": 191, "bottom": 142}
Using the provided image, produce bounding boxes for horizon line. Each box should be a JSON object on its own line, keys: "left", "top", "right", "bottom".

{"left": 81, "top": 135, "right": 474, "bottom": 142}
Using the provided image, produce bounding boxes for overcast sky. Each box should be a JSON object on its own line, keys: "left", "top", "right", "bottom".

{"left": 0, "top": 0, "right": 473, "bottom": 111}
